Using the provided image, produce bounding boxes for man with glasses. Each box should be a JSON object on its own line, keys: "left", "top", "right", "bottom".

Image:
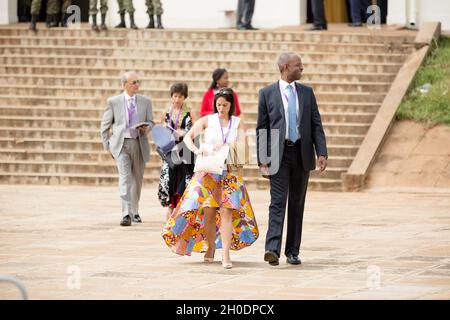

{"left": 100, "top": 71, "right": 154, "bottom": 227}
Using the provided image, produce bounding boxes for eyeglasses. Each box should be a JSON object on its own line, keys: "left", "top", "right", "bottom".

{"left": 128, "top": 80, "right": 141, "bottom": 85}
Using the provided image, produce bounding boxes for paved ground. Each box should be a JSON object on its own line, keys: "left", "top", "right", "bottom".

{"left": 1, "top": 185, "right": 449, "bottom": 300}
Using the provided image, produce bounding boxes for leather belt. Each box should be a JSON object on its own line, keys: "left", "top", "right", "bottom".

{"left": 285, "top": 140, "right": 296, "bottom": 147}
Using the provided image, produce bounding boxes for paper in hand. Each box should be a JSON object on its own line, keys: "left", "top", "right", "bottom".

{"left": 132, "top": 121, "right": 152, "bottom": 129}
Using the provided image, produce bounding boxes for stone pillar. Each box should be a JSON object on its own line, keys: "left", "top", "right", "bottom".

{"left": 387, "top": 0, "right": 407, "bottom": 25}
{"left": 0, "top": 0, "right": 18, "bottom": 24}
{"left": 299, "top": 0, "right": 308, "bottom": 24}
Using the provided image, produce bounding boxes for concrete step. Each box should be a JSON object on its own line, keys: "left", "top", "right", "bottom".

{"left": 0, "top": 99, "right": 381, "bottom": 113}
{"left": 0, "top": 115, "right": 372, "bottom": 135}
{"left": 0, "top": 126, "right": 364, "bottom": 146}
{"left": 0, "top": 160, "right": 346, "bottom": 180}
{"left": 0, "top": 74, "right": 393, "bottom": 93}
{"left": 0, "top": 148, "right": 354, "bottom": 169}
{"left": 0, "top": 171, "right": 342, "bottom": 191}
{"left": 0, "top": 28, "right": 417, "bottom": 44}
{"left": 0, "top": 96, "right": 382, "bottom": 114}
{"left": 0, "top": 88, "right": 387, "bottom": 105}
{"left": 0, "top": 68, "right": 398, "bottom": 83}
{"left": 0, "top": 106, "right": 376, "bottom": 124}
{"left": 0, "top": 45, "right": 409, "bottom": 64}
{"left": 0, "top": 35, "right": 415, "bottom": 54}
{"left": 0, "top": 137, "right": 359, "bottom": 157}
{"left": 0, "top": 61, "right": 403, "bottom": 75}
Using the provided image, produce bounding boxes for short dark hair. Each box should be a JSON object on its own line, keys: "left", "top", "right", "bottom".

{"left": 209, "top": 68, "right": 228, "bottom": 89}
{"left": 213, "top": 87, "right": 236, "bottom": 117}
{"left": 170, "top": 82, "right": 188, "bottom": 98}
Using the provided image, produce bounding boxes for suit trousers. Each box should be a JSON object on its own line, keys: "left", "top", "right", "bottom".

{"left": 116, "top": 138, "right": 145, "bottom": 218}
{"left": 236, "top": 0, "right": 255, "bottom": 27}
{"left": 265, "top": 141, "right": 310, "bottom": 258}
{"left": 310, "top": 0, "right": 327, "bottom": 28}
{"left": 349, "top": 0, "right": 370, "bottom": 23}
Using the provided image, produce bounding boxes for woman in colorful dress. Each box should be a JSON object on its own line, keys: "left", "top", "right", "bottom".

{"left": 162, "top": 87, "right": 258, "bottom": 269}
{"left": 157, "top": 83, "right": 194, "bottom": 220}
{"left": 199, "top": 68, "right": 241, "bottom": 117}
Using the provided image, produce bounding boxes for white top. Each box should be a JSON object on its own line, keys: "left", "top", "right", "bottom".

{"left": 278, "top": 79, "right": 300, "bottom": 140}
{"left": 203, "top": 113, "right": 240, "bottom": 146}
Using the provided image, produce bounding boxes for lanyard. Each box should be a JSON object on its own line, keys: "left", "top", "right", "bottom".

{"left": 169, "top": 106, "right": 183, "bottom": 130}
{"left": 219, "top": 115, "right": 233, "bottom": 144}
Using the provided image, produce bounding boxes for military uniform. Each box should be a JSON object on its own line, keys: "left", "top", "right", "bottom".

{"left": 115, "top": 0, "right": 137, "bottom": 29}
{"left": 145, "top": 0, "right": 164, "bottom": 29}
{"left": 146, "top": 0, "right": 163, "bottom": 16}
{"left": 89, "top": 0, "right": 108, "bottom": 31}
{"left": 29, "top": 0, "right": 65, "bottom": 30}
{"left": 30, "top": 0, "right": 58, "bottom": 15}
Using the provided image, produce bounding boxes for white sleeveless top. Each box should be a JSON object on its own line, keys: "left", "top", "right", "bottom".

{"left": 203, "top": 114, "right": 240, "bottom": 146}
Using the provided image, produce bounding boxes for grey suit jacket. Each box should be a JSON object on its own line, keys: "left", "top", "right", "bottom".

{"left": 100, "top": 93, "right": 154, "bottom": 163}
{"left": 256, "top": 81, "right": 327, "bottom": 174}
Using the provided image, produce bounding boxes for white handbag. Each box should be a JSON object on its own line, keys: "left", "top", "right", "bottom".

{"left": 194, "top": 144, "right": 230, "bottom": 175}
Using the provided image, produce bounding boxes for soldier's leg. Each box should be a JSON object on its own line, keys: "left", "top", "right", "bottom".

{"left": 29, "top": 0, "right": 41, "bottom": 30}
{"left": 154, "top": 0, "right": 163, "bottom": 29}
{"left": 115, "top": 0, "right": 126, "bottom": 27}
{"left": 146, "top": 0, "right": 155, "bottom": 28}
{"left": 30, "top": 0, "right": 42, "bottom": 15}
{"left": 60, "top": 0, "right": 72, "bottom": 27}
{"left": 89, "top": 0, "right": 99, "bottom": 16}
{"left": 124, "top": 0, "right": 135, "bottom": 15}
{"left": 90, "top": 0, "right": 99, "bottom": 31}
{"left": 125, "top": 0, "right": 137, "bottom": 29}
{"left": 100, "top": 0, "right": 108, "bottom": 30}
{"left": 47, "top": 0, "right": 59, "bottom": 27}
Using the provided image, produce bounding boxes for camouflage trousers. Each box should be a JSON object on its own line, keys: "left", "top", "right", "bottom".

{"left": 146, "top": 0, "right": 163, "bottom": 16}
{"left": 116, "top": 0, "right": 135, "bottom": 15}
{"left": 30, "top": 0, "right": 71, "bottom": 15}
{"left": 89, "top": 0, "right": 108, "bottom": 15}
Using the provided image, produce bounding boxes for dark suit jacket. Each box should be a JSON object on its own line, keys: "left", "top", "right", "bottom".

{"left": 256, "top": 81, "right": 328, "bottom": 174}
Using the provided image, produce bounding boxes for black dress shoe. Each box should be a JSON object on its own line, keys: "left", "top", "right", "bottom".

{"left": 348, "top": 22, "right": 363, "bottom": 27}
{"left": 237, "top": 25, "right": 247, "bottom": 30}
{"left": 286, "top": 254, "right": 302, "bottom": 265}
{"left": 264, "top": 251, "right": 279, "bottom": 266}
{"left": 133, "top": 214, "right": 142, "bottom": 223}
{"left": 245, "top": 24, "right": 258, "bottom": 30}
{"left": 120, "top": 215, "right": 131, "bottom": 226}
{"left": 307, "top": 25, "right": 327, "bottom": 31}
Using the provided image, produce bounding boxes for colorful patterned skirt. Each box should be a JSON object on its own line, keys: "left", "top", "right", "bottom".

{"left": 162, "top": 171, "right": 259, "bottom": 256}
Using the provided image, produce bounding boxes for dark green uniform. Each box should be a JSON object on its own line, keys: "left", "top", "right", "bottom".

{"left": 30, "top": 0, "right": 58, "bottom": 15}
{"left": 116, "top": 0, "right": 135, "bottom": 15}
{"left": 89, "top": 0, "right": 108, "bottom": 15}
{"left": 146, "top": 0, "right": 163, "bottom": 16}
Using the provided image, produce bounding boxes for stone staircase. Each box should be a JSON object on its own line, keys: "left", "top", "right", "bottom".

{"left": 0, "top": 26, "right": 417, "bottom": 190}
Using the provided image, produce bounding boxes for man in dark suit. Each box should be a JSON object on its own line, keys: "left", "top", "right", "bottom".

{"left": 308, "top": 0, "right": 327, "bottom": 31}
{"left": 256, "top": 52, "right": 328, "bottom": 266}
{"left": 236, "top": 0, "right": 257, "bottom": 30}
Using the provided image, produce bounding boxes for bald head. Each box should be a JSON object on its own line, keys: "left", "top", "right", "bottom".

{"left": 277, "top": 52, "right": 304, "bottom": 82}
